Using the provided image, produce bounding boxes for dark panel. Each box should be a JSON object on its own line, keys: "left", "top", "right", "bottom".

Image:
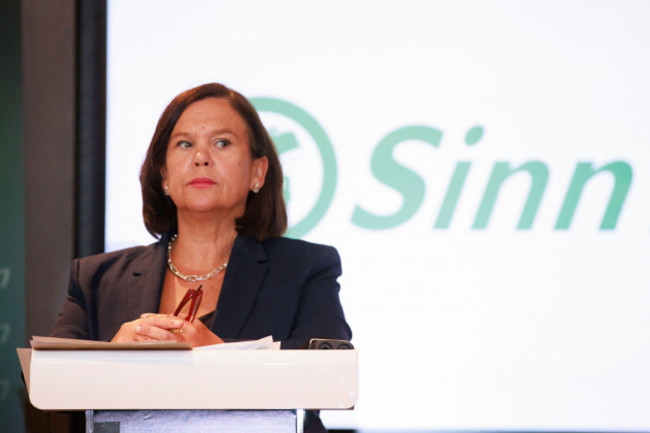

{"left": 77, "top": 0, "right": 107, "bottom": 257}
{"left": 0, "top": 0, "right": 26, "bottom": 431}
{"left": 22, "top": 1, "right": 79, "bottom": 430}
{"left": 22, "top": 0, "right": 76, "bottom": 343}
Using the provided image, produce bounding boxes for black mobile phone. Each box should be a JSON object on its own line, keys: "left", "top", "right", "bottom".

{"left": 306, "top": 338, "right": 354, "bottom": 350}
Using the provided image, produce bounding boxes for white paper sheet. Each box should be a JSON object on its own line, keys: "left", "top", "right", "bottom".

{"left": 30, "top": 335, "right": 278, "bottom": 351}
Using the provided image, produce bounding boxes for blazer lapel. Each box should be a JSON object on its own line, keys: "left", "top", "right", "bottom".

{"left": 126, "top": 235, "right": 169, "bottom": 319}
{"left": 212, "top": 235, "right": 268, "bottom": 338}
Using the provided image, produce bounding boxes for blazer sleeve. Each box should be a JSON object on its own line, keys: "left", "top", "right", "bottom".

{"left": 282, "top": 245, "right": 352, "bottom": 349}
{"left": 49, "top": 259, "right": 93, "bottom": 340}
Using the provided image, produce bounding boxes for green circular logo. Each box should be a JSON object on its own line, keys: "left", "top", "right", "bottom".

{"left": 251, "top": 97, "right": 337, "bottom": 238}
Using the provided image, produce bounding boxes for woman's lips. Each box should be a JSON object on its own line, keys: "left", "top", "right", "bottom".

{"left": 188, "top": 177, "right": 216, "bottom": 188}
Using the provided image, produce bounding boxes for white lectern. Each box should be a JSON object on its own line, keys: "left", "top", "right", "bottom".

{"left": 18, "top": 344, "right": 358, "bottom": 433}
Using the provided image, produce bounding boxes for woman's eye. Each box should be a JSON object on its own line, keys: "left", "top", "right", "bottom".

{"left": 215, "top": 139, "right": 231, "bottom": 148}
{"left": 177, "top": 140, "right": 192, "bottom": 148}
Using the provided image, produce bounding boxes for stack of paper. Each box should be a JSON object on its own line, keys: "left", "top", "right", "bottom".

{"left": 29, "top": 335, "right": 280, "bottom": 351}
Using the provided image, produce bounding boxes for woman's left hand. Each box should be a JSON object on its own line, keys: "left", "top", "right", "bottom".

{"left": 139, "top": 313, "right": 224, "bottom": 347}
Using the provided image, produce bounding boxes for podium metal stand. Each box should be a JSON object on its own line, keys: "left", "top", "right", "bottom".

{"left": 86, "top": 409, "right": 303, "bottom": 433}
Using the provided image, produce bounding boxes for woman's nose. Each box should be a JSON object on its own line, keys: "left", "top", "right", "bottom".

{"left": 193, "top": 150, "right": 210, "bottom": 166}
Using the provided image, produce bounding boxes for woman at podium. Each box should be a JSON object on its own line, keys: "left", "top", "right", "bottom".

{"left": 51, "top": 82, "right": 351, "bottom": 351}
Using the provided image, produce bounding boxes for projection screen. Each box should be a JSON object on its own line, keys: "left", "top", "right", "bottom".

{"left": 105, "top": 1, "right": 650, "bottom": 430}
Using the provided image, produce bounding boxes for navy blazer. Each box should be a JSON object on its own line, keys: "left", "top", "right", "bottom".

{"left": 51, "top": 233, "right": 352, "bottom": 349}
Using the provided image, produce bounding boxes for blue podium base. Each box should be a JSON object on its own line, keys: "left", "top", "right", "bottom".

{"left": 86, "top": 409, "right": 304, "bottom": 433}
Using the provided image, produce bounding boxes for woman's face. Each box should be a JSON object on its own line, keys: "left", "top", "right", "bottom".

{"left": 161, "top": 97, "right": 268, "bottom": 219}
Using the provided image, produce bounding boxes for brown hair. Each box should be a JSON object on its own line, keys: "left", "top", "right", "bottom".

{"left": 139, "top": 83, "right": 287, "bottom": 241}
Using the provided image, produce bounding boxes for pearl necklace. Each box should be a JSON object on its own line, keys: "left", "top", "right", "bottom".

{"left": 167, "top": 234, "right": 228, "bottom": 283}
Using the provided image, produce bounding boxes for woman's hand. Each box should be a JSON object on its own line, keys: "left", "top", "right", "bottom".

{"left": 111, "top": 313, "right": 224, "bottom": 347}
{"left": 111, "top": 314, "right": 183, "bottom": 343}
{"left": 165, "top": 317, "right": 225, "bottom": 347}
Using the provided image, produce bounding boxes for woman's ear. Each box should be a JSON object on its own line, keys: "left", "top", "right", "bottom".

{"left": 251, "top": 156, "right": 269, "bottom": 191}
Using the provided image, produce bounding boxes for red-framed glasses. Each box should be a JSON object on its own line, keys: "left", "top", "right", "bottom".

{"left": 173, "top": 285, "right": 203, "bottom": 322}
